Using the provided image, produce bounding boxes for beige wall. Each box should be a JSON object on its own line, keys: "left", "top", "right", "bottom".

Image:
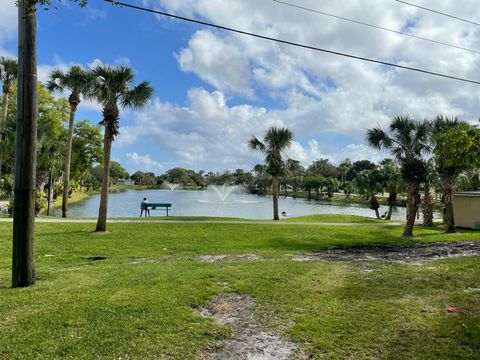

{"left": 453, "top": 194, "right": 480, "bottom": 229}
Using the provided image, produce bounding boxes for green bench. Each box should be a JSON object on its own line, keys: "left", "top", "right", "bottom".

{"left": 145, "top": 203, "right": 172, "bottom": 216}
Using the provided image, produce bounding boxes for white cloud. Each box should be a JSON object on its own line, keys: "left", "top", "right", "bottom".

{"left": 148, "top": 0, "right": 480, "bottom": 127}
{"left": 177, "top": 30, "right": 253, "bottom": 97}
{"left": 126, "top": 152, "right": 164, "bottom": 174}
{"left": 0, "top": 0, "right": 17, "bottom": 56}
{"left": 116, "top": 87, "right": 389, "bottom": 171}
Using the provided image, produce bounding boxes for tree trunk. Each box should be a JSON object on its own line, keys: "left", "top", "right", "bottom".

{"left": 370, "top": 194, "right": 380, "bottom": 219}
{"left": 443, "top": 177, "right": 456, "bottom": 233}
{"left": 95, "top": 126, "right": 112, "bottom": 232}
{"left": 385, "top": 193, "right": 396, "bottom": 220}
{"left": 62, "top": 98, "right": 78, "bottom": 218}
{"left": 307, "top": 189, "right": 311, "bottom": 200}
{"left": 422, "top": 186, "right": 433, "bottom": 227}
{"left": 46, "top": 169, "right": 52, "bottom": 216}
{"left": 0, "top": 88, "right": 8, "bottom": 128}
{"left": 12, "top": 0, "right": 37, "bottom": 287}
{"left": 0, "top": 87, "right": 10, "bottom": 177}
{"left": 272, "top": 175, "right": 279, "bottom": 220}
{"left": 403, "top": 182, "right": 419, "bottom": 237}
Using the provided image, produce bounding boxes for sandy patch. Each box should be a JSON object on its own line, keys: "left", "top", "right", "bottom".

{"left": 193, "top": 254, "right": 261, "bottom": 263}
{"left": 197, "top": 294, "right": 305, "bottom": 359}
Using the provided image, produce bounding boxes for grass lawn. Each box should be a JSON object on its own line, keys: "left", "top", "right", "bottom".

{"left": 0, "top": 220, "right": 479, "bottom": 359}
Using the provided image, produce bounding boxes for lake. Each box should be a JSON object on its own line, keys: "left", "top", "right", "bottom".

{"left": 56, "top": 187, "right": 409, "bottom": 220}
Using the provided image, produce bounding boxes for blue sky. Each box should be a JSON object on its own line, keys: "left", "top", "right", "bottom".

{"left": 2, "top": 0, "right": 480, "bottom": 174}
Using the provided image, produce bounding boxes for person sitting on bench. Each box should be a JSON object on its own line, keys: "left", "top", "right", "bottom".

{"left": 140, "top": 197, "right": 150, "bottom": 217}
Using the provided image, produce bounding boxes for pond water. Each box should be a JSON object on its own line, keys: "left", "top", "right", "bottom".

{"left": 56, "top": 188, "right": 409, "bottom": 220}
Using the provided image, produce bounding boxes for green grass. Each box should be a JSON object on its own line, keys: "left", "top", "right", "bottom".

{"left": 0, "top": 221, "right": 479, "bottom": 359}
{"left": 282, "top": 214, "right": 391, "bottom": 223}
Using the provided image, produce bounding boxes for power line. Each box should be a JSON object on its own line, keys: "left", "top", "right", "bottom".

{"left": 395, "top": 0, "right": 480, "bottom": 26}
{"left": 104, "top": 0, "right": 480, "bottom": 85}
{"left": 273, "top": 0, "right": 480, "bottom": 55}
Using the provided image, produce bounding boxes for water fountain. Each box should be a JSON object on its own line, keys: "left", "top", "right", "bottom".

{"left": 210, "top": 184, "right": 239, "bottom": 201}
{"left": 198, "top": 184, "right": 258, "bottom": 204}
{"left": 164, "top": 183, "right": 180, "bottom": 191}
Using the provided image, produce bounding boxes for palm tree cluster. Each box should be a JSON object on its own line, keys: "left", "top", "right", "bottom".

{"left": 367, "top": 115, "right": 480, "bottom": 237}
{"left": 1, "top": 61, "right": 153, "bottom": 233}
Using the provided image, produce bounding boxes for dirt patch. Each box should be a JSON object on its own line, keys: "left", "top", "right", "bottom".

{"left": 197, "top": 294, "right": 302, "bottom": 359}
{"left": 293, "top": 241, "right": 480, "bottom": 262}
{"left": 193, "top": 254, "right": 261, "bottom": 263}
{"left": 85, "top": 256, "right": 107, "bottom": 261}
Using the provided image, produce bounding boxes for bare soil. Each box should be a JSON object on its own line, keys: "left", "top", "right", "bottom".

{"left": 197, "top": 294, "right": 305, "bottom": 360}
{"left": 292, "top": 240, "right": 480, "bottom": 262}
{"left": 193, "top": 254, "right": 261, "bottom": 262}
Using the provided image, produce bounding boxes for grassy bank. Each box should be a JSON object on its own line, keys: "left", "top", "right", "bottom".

{"left": 0, "top": 221, "right": 478, "bottom": 359}
{"left": 47, "top": 190, "right": 98, "bottom": 214}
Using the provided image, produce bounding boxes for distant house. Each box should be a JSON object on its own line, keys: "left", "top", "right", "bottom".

{"left": 453, "top": 191, "right": 480, "bottom": 229}
{"left": 117, "top": 179, "right": 135, "bottom": 186}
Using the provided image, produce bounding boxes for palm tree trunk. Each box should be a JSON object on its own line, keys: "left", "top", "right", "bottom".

{"left": 62, "top": 102, "right": 77, "bottom": 218}
{"left": 443, "top": 177, "right": 456, "bottom": 233}
{"left": 370, "top": 194, "right": 380, "bottom": 219}
{"left": 0, "top": 89, "right": 10, "bottom": 177}
{"left": 403, "top": 182, "right": 419, "bottom": 237}
{"left": 47, "top": 169, "right": 52, "bottom": 216}
{"left": 272, "top": 175, "right": 280, "bottom": 220}
{"left": 422, "top": 186, "right": 433, "bottom": 227}
{"left": 95, "top": 126, "right": 112, "bottom": 232}
{"left": 12, "top": 1, "right": 37, "bottom": 287}
{"left": 386, "top": 193, "right": 396, "bottom": 220}
{"left": 1, "top": 89, "right": 8, "bottom": 128}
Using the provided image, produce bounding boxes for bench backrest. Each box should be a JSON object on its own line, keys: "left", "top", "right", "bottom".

{"left": 148, "top": 203, "right": 172, "bottom": 207}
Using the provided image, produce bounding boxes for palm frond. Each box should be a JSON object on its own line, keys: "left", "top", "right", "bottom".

{"left": 120, "top": 81, "right": 154, "bottom": 109}
{"left": 46, "top": 68, "right": 67, "bottom": 93}
{"left": 366, "top": 127, "right": 392, "bottom": 150}
{"left": 265, "top": 126, "right": 293, "bottom": 150}
{"left": 0, "top": 57, "right": 18, "bottom": 83}
{"left": 248, "top": 136, "right": 265, "bottom": 152}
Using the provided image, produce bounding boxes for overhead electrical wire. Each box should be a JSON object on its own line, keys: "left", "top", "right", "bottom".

{"left": 104, "top": 0, "right": 480, "bottom": 86}
{"left": 273, "top": 0, "right": 480, "bottom": 55}
{"left": 395, "top": 0, "right": 480, "bottom": 26}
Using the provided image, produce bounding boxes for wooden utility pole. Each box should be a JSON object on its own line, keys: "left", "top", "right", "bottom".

{"left": 12, "top": 0, "right": 37, "bottom": 287}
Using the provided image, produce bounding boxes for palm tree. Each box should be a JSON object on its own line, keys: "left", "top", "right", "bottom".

{"left": 379, "top": 159, "right": 403, "bottom": 220}
{"left": 0, "top": 57, "right": 18, "bottom": 177}
{"left": 87, "top": 64, "right": 153, "bottom": 232}
{"left": 431, "top": 116, "right": 469, "bottom": 233}
{"left": 421, "top": 159, "right": 436, "bottom": 228}
{"left": 0, "top": 56, "right": 17, "bottom": 128}
{"left": 367, "top": 116, "right": 430, "bottom": 237}
{"left": 249, "top": 126, "right": 297, "bottom": 220}
{"left": 47, "top": 65, "right": 90, "bottom": 217}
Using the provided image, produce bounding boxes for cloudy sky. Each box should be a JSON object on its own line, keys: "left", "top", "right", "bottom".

{"left": 1, "top": 0, "right": 480, "bottom": 174}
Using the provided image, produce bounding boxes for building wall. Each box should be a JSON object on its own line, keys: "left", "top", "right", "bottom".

{"left": 453, "top": 192, "right": 480, "bottom": 229}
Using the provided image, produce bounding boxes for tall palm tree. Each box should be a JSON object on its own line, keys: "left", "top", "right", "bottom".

{"left": 47, "top": 65, "right": 90, "bottom": 217}
{"left": 0, "top": 56, "right": 18, "bottom": 128}
{"left": 0, "top": 57, "right": 18, "bottom": 177}
{"left": 87, "top": 64, "right": 153, "bottom": 232}
{"left": 367, "top": 116, "right": 430, "bottom": 237}
{"left": 249, "top": 126, "right": 297, "bottom": 220}
{"left": 431, "top": 115, "right": 468, "bottom": 233}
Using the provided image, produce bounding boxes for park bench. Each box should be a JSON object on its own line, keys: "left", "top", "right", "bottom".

{"left": 145, "top": 203, "right": 172, "bottom": 216}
